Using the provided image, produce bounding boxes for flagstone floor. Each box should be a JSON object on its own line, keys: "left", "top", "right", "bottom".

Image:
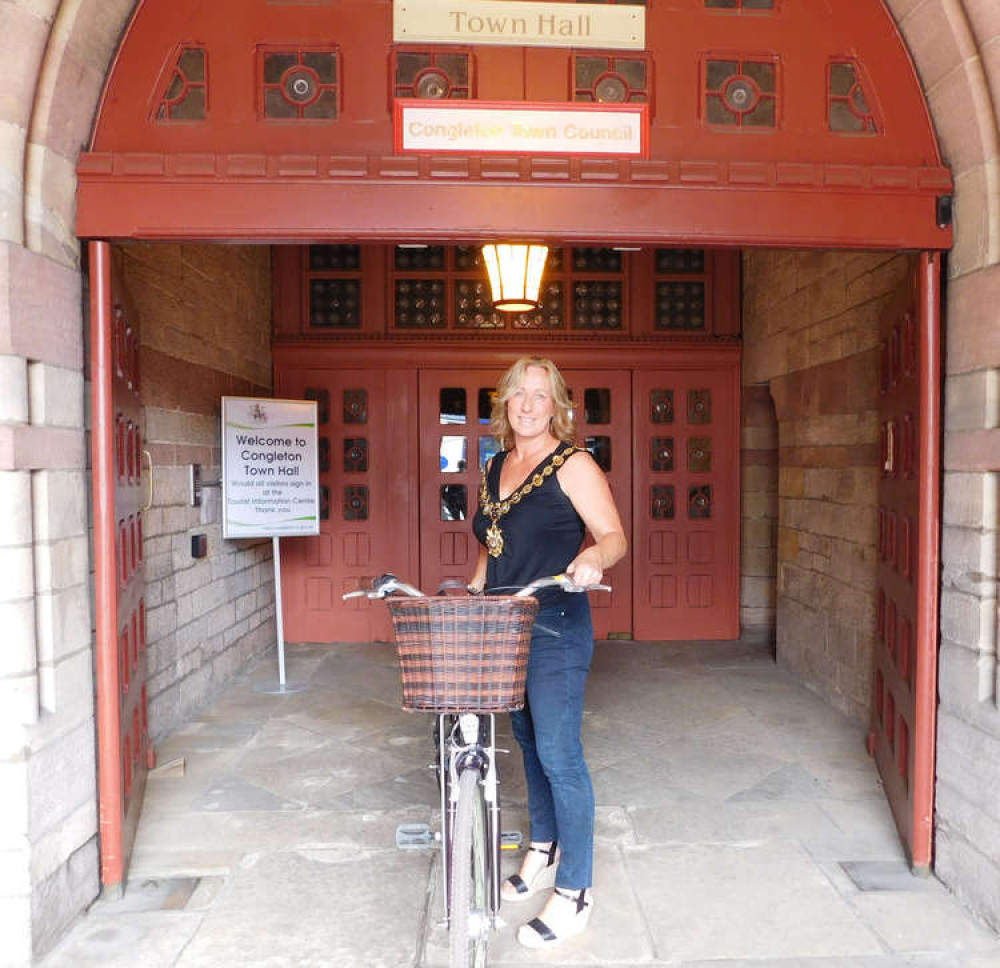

{"left": 41, "top": 639, "right": 1000, "bottom": 967}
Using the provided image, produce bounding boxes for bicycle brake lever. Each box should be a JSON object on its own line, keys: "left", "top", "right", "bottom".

{"left": 559, "top": 576, "right": 613, "bottom": 594}
{"left": 343, "top": 573, "right": 402, "bottom": 601}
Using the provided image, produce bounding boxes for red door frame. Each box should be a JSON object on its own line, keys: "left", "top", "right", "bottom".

{"left": 90, "top": 240, "right": 153, "bottom": 892}
{"left": 90, "top": 241, "right": 124, "bottom": 887}
{"left": 913, "top": 251, "right": 942, "bottom": 869}
{"left": 869, "top": 252, "right": 941, "bottom": 872}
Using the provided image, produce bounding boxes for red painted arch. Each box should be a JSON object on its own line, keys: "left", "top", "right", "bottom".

{"left": 77, "top": 0, "right": 952, "bottom": 248}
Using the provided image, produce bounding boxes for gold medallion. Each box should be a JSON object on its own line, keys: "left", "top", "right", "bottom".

{"left": 486, "top": 520, "right": 504, "bottom": 558}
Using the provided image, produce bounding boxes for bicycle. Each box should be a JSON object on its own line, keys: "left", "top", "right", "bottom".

{"left": 344, "top": 573, "right": 610, "bottom": 968}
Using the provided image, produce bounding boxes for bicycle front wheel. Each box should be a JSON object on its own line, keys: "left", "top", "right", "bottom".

{"left": 449, "top": 766, "right": 489, "bottom": 968}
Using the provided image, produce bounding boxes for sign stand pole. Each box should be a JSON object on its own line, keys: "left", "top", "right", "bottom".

{"left": 254, "top": 536, "right": 306, "bottom": 695}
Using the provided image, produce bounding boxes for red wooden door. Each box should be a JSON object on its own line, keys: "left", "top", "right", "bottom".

{"left": 276, "top": 368, "right": 418, "bottom": 641}
{"left": 562, "top": 369, "right": 633, "bottom": 639}
{"left": 632, "top": 363, "right": 740, "bottom": 641}
{"left": 90, "top": 242, "right": 151, "bottom": 892}
{"left": 871, "top": 254, "right": 941, "bottom": 872}
{"left": 419, "top": 368, "right": 633, "bottom": 638}
{"left": 418, "top": 369, "right": 502, "bottom": 598}
{"left": 277, "top": 355, "right": 743, "bottom": 645}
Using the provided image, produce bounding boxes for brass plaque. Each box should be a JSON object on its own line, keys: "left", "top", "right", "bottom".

{"left": 393, "top": 0, "right": 645, "bottom": 51}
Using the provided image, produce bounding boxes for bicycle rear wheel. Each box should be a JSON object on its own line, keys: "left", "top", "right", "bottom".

{"left": 449, "top": 766, "right": 489, "bottom": 968}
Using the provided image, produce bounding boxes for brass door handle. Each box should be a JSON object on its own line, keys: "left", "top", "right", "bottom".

{"left": 141, "top": 450, "right": 154, "bottom": 512}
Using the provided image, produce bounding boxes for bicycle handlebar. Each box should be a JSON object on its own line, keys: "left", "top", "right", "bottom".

{"left": 342, "top": 572, "right": 611, "bottom": 600}
{"left": 512, "top": 574, "right": 612, "bottom": 597}
{"left": 342, "top": 573, "right": 424, "bottom": 599}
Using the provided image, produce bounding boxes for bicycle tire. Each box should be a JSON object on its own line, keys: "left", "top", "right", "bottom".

{"left": 449, "top": 766, "right": 489, "bottom": 968}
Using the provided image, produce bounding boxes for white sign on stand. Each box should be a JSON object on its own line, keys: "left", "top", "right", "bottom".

{"left": 221, "top": 397, "right": 319, "bottom": 693}
{"left": 221, "top": 396, "right": 320, "bottom": 539}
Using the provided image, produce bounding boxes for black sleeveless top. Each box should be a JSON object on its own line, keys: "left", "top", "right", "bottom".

{"left": 472, "top": 441, "right": 586, "bottom": 598}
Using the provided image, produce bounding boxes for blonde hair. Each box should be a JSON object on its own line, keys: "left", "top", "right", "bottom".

{"left": 489, "top": 356, "right": 576, "bottom": 451}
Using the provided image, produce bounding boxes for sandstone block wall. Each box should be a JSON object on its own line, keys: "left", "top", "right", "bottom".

{"left": 741, "top": 384, "right": 778, "bottom": 637}
{"left": 1, "top": 0, "right": 137, "bottom": 954}
{"left": 743, "top": 251, "right": 909, "bottom": 722}
{"left": 0, "top": 241, "right": 96, "bottom": 964}
{"left": 120, "top": 242, "right": 275, "bottom": 738}
{"left": 885, "top": 0, "right": 1000, "bottom": 931}
{"left": 932, "top": 267, "right": 1000, "bottom": 929}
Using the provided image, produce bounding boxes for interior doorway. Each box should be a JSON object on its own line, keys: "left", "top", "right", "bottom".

{"left": 275, "top": 347, "right": 740, "bottom": 643}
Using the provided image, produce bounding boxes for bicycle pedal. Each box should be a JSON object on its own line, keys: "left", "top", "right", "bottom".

{"left": 395, "top": 822, "right": 435, "bottom": 850}
{"left": 500, "top": 830, "right": 523, "bottom": 850}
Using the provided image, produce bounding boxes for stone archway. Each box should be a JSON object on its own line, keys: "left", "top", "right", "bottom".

{"left": 1, "top": 1, "right": 999, "bottom": 961}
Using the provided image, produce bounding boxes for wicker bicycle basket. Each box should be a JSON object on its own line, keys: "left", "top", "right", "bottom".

{"left": 386, "top": 596, "right": 539, "bottom": 713}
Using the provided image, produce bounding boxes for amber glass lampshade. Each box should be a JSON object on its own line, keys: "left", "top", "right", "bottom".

{"left": 481, "top": 243, "right": 549, "bottom": 312}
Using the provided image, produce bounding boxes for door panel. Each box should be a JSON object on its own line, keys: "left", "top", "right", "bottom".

{"left": 419, "top": 370, "right": 502, "bottom": 598}
{"left": 632, "top": 366, "right": 740, "bottom": 640}
{"left": 277, "top": 368, "right": 418, "bottom": 641}
{"left": 562, "top": 370, "right": 633, "bottom": 639}
{"left": 91, "top": 242, "right": 151, "bottom": 891}
{"left": 871, "top": 254, "right": 940, "bottom": 871}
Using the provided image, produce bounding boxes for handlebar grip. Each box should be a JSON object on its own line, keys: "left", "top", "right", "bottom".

{"left": 513, "top": 575, "right": 613, "bottom": 597}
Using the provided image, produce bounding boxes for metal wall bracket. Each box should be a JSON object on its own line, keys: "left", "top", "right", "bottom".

{"left": 189, "top": 463, "right": 221, "bottom": 507}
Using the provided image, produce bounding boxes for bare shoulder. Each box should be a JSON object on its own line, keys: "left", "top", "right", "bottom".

{"left": 557, "top": 445, "right": 623, "bottom": 536}
{"left": 558, "top": 447, "right": 603, "bottom": 484}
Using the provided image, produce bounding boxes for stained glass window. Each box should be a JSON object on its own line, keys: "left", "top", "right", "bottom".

{"left": 155, "top": 48, "right": 207, "bottom": 121}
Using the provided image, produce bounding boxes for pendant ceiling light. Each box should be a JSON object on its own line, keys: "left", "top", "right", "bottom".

{"left": 481, "top": 243, "right": 549, "bottom": 312}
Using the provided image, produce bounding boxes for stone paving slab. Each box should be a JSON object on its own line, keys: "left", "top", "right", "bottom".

{"left": 128, "top": 806, "right": 433, "bottom": 880}
{"left": 667, "top": 958, "right": 963, "bottom": 968}
{"left": 624, "top": 841, "right": 885, "bottom": 962}
{"left": 628, "top": 797, "right": 849, "bottom": 853}
{"left": 841, "top": 861, "right": 948, "bottom": 894}
{"left": 814, "top": 799, "right": 909, "bottom": 862}
{"left": 39, "top": 911, "right": 204, "bottom": 968}
{"left": 175, "top": 849, "right": 431, "bottom": 968}
{"left": 852, "top": 890, "right": 1000, "bottom": 957}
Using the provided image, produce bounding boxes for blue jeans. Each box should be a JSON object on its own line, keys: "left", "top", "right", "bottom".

{"left": 509, "top": 592, "right": 595, "bottom": 890}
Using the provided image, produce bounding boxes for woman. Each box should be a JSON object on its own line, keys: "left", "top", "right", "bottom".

{"left": 469, "top": 356, "right": 627, "bottom": 949}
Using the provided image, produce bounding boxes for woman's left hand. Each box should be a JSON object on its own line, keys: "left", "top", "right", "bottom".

{"left": 565, "top": 548, "right": 604, "bottom": 588}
